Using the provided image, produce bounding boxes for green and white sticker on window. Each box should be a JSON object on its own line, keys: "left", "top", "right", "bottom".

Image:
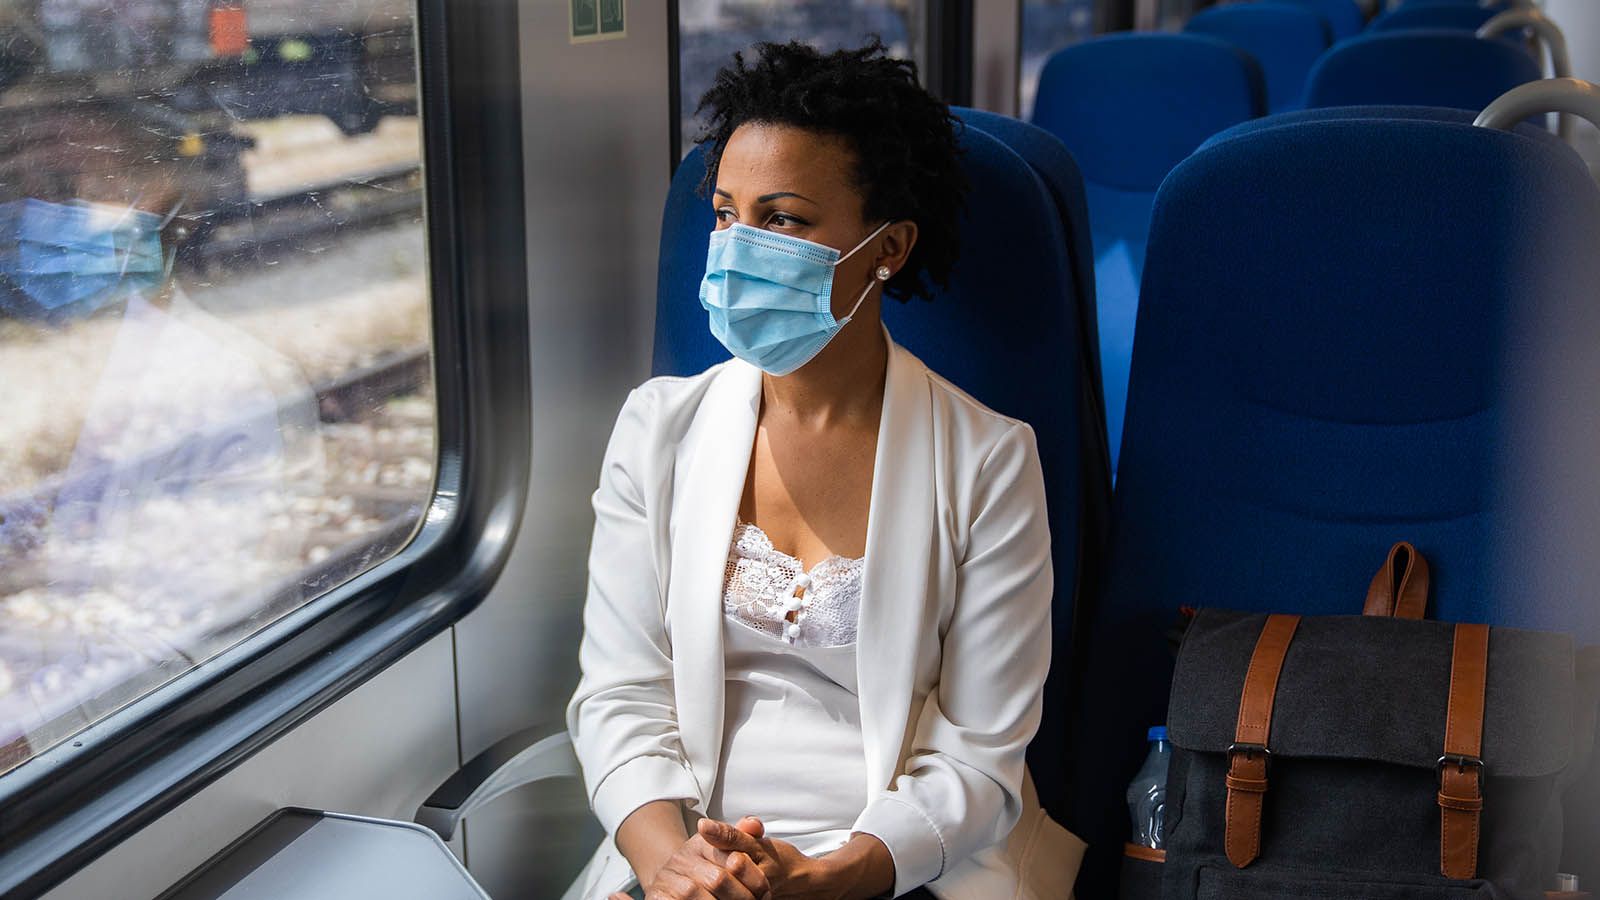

{"left": 571, "top": 0, "right": 625, "bottom": 43}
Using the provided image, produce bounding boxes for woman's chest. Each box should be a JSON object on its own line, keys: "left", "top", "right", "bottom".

{"left": 739, "top": 420, "right": 876, "bottom": 564}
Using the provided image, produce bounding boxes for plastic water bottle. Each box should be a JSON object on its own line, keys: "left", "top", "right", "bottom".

{"left": 1126, "top": 726, "right": 1171, "bottom": 849}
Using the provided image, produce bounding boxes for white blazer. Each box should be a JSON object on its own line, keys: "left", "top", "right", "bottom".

{"left": 565, "top": 333, "right": 1086, "bottom": 899}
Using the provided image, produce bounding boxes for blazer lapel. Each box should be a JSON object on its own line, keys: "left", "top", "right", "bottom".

{"left": 668, "top": 360, "right": 761, "bottom": 808}
{"left": 858, "top": 336, "right": 939, "bottom": 796}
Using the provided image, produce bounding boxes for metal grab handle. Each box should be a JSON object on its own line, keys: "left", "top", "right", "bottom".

{"left": 414, "top": 726, "right": 580, "bottom": 841}
{"left": 1475, "top": 78, "right": 1600, "bottom": 154}
{"left": 1478, "top": 8, "right": 1574, "bottom": 141}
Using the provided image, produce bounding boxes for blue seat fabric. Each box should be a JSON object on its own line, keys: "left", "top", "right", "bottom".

{"left": 1368, "top": 2, "right": 1501, "bottom": 31}
{"left": 1030, "top": 33, "right": 1264, "bottom": 476}
{"left": 1184, "top": 2, "right": 1333, "bottom": 113}
{"left": 1066, "top": 113, "right": 1600, "bottom": 894}
{"left": 654, "top": 130, "right": 1088, "bottom": 814}
{"left": 1283, "top": 0, "right": 1367, "bottom": 40}
{"left": 952, "top": 106, "right": 1114, "bottom": 595}
{"left": 1305, "top": 30, "right": 1540, "bottom": 110}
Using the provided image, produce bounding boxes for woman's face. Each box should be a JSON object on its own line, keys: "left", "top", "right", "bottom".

{"left": 713, "top": 123, "right": 906, "bottom": 323}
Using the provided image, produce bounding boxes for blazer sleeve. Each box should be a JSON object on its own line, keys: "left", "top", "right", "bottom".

{"left": 852, "top": 422, "right": 1054, "bottom": 896}
{"left": 566, "top": 387, "right": 701, "bottom": 835}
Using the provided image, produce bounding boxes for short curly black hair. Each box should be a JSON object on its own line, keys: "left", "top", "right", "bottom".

{"left": 694, "top": 38, "right": 967, "bottom": 303}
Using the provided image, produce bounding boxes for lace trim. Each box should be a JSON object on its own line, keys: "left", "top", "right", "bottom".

{"left": 722, "top": 521, "right": 862, "bottom": 648}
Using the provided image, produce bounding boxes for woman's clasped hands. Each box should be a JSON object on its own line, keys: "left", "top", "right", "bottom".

{"left": 612, "top": 816, "right": 820, "bottom": 900}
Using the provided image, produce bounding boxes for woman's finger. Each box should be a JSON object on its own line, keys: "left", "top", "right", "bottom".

{"left": 680, "top": 854, "right": 758, "bottom": 900}
{"left": 734, "top": 816, "right": 764, "bottom": 839}
{"left": 697, "top": 818, "right": 766, "bottom": 859}
{"left": 721, "top": 850, "right": 772, "bottom": 900}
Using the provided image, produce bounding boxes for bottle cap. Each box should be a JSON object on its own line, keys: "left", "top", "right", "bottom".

{"left": 1148, "top": 726, "right": 1168, "bottom": 742}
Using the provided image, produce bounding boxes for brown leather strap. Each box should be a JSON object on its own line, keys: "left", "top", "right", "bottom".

{"left": 1123, "top": 843, "right": 1167, "bottom": 863}
{"left": 1225, "top": 613, "right": 1301, "bottom": 868}
{"left": 1363, "top": 541, "right": 1430, "bottom": 620}
{"left": 1440, "top": 623, "right": 1489, "bottom": 879}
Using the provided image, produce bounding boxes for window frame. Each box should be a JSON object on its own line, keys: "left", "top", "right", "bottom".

{"left": 0, "top": 0, "right": 532, "bottom": 894}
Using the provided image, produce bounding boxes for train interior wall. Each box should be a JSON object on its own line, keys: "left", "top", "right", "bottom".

{"left": 39, "top": 3, "right": 670, "bottom": 897}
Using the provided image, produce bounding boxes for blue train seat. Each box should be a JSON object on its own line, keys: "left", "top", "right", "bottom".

{"left": 1282, "top": 0, "right": 1367, "bottom": 40}
{"left": 655, "top": 129, "right": 1089, "bottom": 814}
{"left": 952, "top": 106, "right": 1112, "bottom": 553}
{"left": 1368, "top": 2, "right": 1502, "bottom": 31}
{"left": 1183, "top": 2, "right": 1332, "bottom": 113}
{"left": 1065, "top": 107, "right": 1600, "bottom": 895}
{"left": 1305, "top": 30, "right": 1540, "bottom": 110}
{"left": 1030, "top": 33, "right": 1264, "bottom": 474}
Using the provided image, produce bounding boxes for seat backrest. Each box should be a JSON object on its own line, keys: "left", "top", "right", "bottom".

{"left": 1305, "top": 30, "right": 1541, "bottom": 109}
{"left": 1184, "top": 2, "right": 1333, "bottom": 112}
{"left": 1282, "top": 0, "right": 1367, "bottom": 40}
{"left": 951, "top": 106, "right": 1115, "bottom": 680}
{"left": 1029, "top": 33, "right": 1264, "bottom": 474}
{"left": 1065, "top": 109, "right": 1600, "bottom": 895}
{"left": 1369, "top": 2, "right": 1501, "bottom": 31}
{"left": 654, "top": 129, "right": 1089, "bottom": 814}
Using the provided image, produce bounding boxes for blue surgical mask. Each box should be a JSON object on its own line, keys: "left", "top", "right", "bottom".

{"left": 699, "top": 220, "right": 892, "bottom": 376}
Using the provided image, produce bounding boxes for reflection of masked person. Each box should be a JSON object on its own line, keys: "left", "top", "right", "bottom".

{"left": 8, "top": 199, "right": 323, "bottom": 748}
{"left": 0, "top": 199, "right": 167, "bottom": 323}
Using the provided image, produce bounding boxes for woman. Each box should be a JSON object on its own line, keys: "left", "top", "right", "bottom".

{"left": 567, "top": 40, "right": 1083, "bottom": 900}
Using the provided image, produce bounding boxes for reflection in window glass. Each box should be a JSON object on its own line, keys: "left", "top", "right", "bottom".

{"left": 1020, "top": 0, "right": 1097, "bottom": 120}
{"left": 0, "top": 0, "right": 433, "bottom": 774}
{"left": 678, "top": 0, "right": 922, "bottom": 154}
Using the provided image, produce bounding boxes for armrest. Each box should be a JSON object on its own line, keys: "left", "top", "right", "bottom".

{"left": 415, "top": 724, "right": 580, "bottom": 840}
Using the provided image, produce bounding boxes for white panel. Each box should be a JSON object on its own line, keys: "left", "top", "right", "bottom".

{"left": 1543, "top": 0, "right": 1600, "bottom": 175}
{"left": 449, "top": 0, "right": 671, "bottom": 895}
{"left": 973, "top": 0, "right": 1023, "bottom": 116}
{"left": 42, "top": 632, "right": 460, "bottom": 900}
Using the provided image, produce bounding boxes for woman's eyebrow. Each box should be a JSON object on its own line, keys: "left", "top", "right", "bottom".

{"left": 757, "top": 191, "right": 814, "bottom": 204}
{"left": 712, "top": 187, "right": 815, "bottom": 204}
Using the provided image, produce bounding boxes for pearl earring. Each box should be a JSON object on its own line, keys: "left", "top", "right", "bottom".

{"left": 875, "top": 265, "right": 892, "bottom": 281}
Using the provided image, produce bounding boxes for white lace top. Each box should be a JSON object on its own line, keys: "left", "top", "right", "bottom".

{"left": 722, "top": 521, "right": 863, "bottom": 647}
{"left": 707, "top": 521, "right": 868, "bottom": 854}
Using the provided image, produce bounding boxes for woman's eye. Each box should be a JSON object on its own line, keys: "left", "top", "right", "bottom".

{"left": 768, "top": 213, "right": 804, "bottom": 228}
{"left": 714, "top": 208, "right": 735, "bottom": 223}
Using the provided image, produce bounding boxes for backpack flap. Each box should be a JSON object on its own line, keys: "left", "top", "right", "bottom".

{"left": 1163, "top": 609, "right": 1576, "bottom": 894}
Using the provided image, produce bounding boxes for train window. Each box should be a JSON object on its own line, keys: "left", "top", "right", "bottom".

{"left": 1020, "top": 0, "right": 1099, "bottom": 118}
{"left": 0, "top": 0, "right": 431, "bottom": 775}
{"left": 676, "top": 0, "right": 926, "bottom": 154}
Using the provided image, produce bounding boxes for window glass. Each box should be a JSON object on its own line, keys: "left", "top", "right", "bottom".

{"left": 0, "top": 0, "right": 432, "bottom": 774}
{"left": 678, "top": 0, "right": 923, "bottom": 155}
{"left": 1020, "top": 0, "right": 1098, "bottom": 120}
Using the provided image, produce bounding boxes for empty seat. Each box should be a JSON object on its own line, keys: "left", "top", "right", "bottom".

{"left": 1282, "top": 0, "right": 1367, "bottom": 41}
{"left": 1030, "top": 33, "right": 1264, "bottom": 473}
{"left": 1066, "top": 108, "right": 1600, "bottom": 894}
{"left": 1305, "top": 30, "right": 1541, "bottom": 110}
{"left": 1184, "top": 2, "right": 1332, "bottom": 112}
{"left": 654, "top": 128, "right": 1090, "bottom": 814}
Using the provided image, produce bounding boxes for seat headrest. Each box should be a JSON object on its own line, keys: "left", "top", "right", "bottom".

{"left": 1184, "top": 2, "right": 1333, "bottom": 111}
{"left": 1368, "top": 2, "right": 1501, "bottom": 31}
{"left": 1199, "top": 104, "right": 1571, "bottom": 153}
{"left": 1284, "top": 0, "right": 1366, "bottom": 40}
{"left": 1304, "top": 30, "right": 1541, "bottom": 110}
{"left": 1031, "top": 33, "right": 1266, "bottom": 190}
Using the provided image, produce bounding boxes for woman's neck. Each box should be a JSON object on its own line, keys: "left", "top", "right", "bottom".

{"left": 760, "top": 310, "right": 888, "bottom": 428}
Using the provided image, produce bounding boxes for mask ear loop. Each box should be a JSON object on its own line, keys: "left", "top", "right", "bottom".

{"left": 835, "top": 220, "right": 895, "bottom": 326}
